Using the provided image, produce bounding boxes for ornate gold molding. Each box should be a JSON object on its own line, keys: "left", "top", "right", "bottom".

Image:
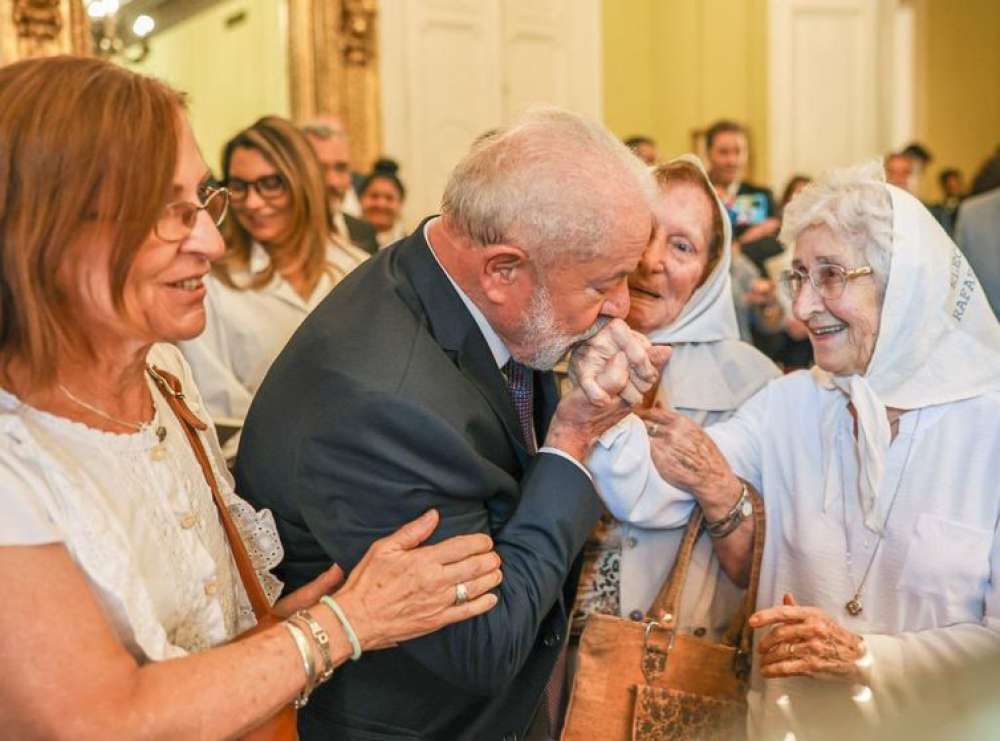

{"left": 287, "top": 0, "right": 381, "bottom": 173}
{"left": 1, "top": 0, "right": 90, "bottom": 63}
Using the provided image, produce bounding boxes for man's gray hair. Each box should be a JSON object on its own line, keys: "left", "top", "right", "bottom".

{"left": 302, "top": 121, "right": 348, "bottom": 143}
{"left": 780, "top": 160, "right": 894, "bottom": 294}
{"left": 441, "top": 107, "right": 657, "bottom": 263}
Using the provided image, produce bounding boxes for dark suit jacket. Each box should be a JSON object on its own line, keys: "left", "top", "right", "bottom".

{"left": 236, "top": 219, "right": 602, "bottom": 741}
{"left": 345, "top": 212, "right": 380, "bottom": 255}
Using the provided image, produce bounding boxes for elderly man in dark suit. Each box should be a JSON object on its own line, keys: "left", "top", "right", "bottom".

{"left": 237, "top": 108, "right": 664, "bottom": 741}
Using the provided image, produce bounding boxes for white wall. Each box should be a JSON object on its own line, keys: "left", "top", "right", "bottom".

{"left": 378, "top": 0, "right": 603, "bottom": 228}
{"left": 128, "top": 0, "right": 290, "bottom": 175}
{"left": 767, "top": 0, "right": 913, "bottom": 186}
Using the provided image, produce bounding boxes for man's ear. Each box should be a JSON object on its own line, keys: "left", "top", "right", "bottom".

{"left": 480, "top": 244, "right": 531, "bottom": 304}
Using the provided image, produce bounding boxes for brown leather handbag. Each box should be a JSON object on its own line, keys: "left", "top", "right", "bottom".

{"left": 562, "top": 484, "right": 765, "bottom": 741}
{"left": 151, "top": 366, "right": 299, "bottom": 741}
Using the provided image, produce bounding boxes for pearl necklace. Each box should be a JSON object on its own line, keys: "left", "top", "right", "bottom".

{"left": 58, "top": 365, "right": 168, "bottom": 460}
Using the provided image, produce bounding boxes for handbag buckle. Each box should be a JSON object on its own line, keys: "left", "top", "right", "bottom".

{"left": 733, "top": 648, "right": 752, "bottom": 681}
{"left": 640, "top": 620, "right": 676, "bottom": 683}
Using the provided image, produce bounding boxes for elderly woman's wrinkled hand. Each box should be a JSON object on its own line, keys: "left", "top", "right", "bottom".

{"left": 334, "top": 509, "right": 501, "bottom": 651}
{"left": 640, "top": 405, "right": 735, "bottom": 501}
{"left": 752, "top": 593, "right": 865, "bottom": 683}
{"left": 569, "top": 318, "right": 670, "bottom": 406}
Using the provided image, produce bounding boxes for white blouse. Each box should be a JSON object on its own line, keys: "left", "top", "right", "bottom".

{"left": 179, "top": 240, "right": 369, "bottom": 424}
{"left": 598, "top": 371, "right": 1000, "bottom": 737}
{"left": 0, "top": 344, "right": 283, "bottom": 662}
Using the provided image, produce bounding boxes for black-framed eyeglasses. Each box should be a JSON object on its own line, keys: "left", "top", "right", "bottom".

{"left": 154, "top": 183, "right": 229, "bottom": 243}
{"left": 225, "top": 173, "right": 287, "bottom": 204}
{"left": 779, "top": 264, "right": 874, "bottom": 300}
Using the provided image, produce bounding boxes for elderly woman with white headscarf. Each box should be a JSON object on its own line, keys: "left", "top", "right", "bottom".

{"left": 580, "top": 161, "right": 1000, "bottom": 736}
{"left": 571, "top": 155, "right": 779, "bottom": 640}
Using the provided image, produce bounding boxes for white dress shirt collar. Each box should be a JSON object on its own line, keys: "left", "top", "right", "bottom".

{"left": 332, "top": 210, "right": 350, "bottom": 244}
{"left": 423, "top": 218, "right": 511, "bottom": 369}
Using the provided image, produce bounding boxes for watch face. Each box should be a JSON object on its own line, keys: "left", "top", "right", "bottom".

{"left": 740, "top": 498, "right": 753, "bottom": 518}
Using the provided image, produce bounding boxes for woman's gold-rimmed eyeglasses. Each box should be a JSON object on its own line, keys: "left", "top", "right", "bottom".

{"left": 779, "top": 264, "right": 873, "bottom": 300}
{"left": 155, "top": 184, "right": 229, "bottom": 243}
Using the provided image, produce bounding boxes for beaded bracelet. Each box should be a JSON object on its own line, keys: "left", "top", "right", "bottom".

{"left": 282, "top": 621, "right": 318, "bottom": 708}
{"left": 320, "top": 595, "right": 362, "bottom": 661}
{"left": 290, "top": 609, "right": 335, "bottom": 683}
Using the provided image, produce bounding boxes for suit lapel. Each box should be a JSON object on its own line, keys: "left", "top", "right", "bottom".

{"left": 393, "top": 220, "right": 530, "bottom": 467}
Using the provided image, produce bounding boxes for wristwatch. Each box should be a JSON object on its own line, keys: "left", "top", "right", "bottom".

{"left": 704, "top": 482, "right": 752, "bottom": 539}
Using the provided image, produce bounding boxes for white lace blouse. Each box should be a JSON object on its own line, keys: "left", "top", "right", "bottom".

{"left": 0, "top": 344, "right": 283, "bottom": 661}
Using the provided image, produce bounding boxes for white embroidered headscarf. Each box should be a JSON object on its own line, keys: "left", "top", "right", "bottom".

{"left": 804, "top": 174, "right": 1000, "bottom": 532}
{"left": 646, "top": 155, "right": 778, "bottom": 411}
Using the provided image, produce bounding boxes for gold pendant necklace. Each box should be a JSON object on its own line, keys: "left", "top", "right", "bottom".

{"left": 59, "top": 372, "right": 168, "bottom": 460}
{"left": 150, "top": 425, "right": 168, "bottom": 460}
{"left": 840, "top": 408, "right": 921, "bottom": 618}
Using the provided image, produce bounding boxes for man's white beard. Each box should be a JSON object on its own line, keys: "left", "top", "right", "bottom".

{"left": 518, "top": 282, "right": 609, "bottom": 371}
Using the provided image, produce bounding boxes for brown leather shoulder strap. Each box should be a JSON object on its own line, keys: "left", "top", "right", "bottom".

{"left": 646, "top": 480, "right": 766, "bottom": 652}
{"left": 148, "top": 366, "right": 272, "bottom": 621}
{"left": 646, "top": 507, "right": 703, "bottom": 625}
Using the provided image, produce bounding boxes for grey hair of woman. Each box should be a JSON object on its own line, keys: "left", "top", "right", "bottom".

{"left": 779, "top": 159, "right": 894, "bottom": 297}
{"left": 441, "top": 107, "right": 658, "bottom": 268}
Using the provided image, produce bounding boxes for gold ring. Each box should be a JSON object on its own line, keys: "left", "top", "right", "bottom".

{"left": 454, "top": 582, "right": 469, "bottom": 606}
{"left": 785, "top": 643, "right": 794, "bottom": 655}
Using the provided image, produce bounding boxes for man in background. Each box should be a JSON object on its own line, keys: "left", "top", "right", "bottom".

{"left": 885, "top": 151, "right": 914, "bottom": 192}
{"left": 624, "top": 134, "right": 658, "bottom": 165}
{"left": 704, "top": 119, "right": 780, "bottom": 270}
{"left": 304, "top": 118, "right": 380, "bottom": 254}
{"left": 902, "top": 141, "right": 933, "bottom": 192}
{"left": 929, "top": 167, "right": 964, "bottom": 234}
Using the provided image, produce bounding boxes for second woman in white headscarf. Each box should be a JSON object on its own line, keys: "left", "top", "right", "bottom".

{"left": 572, "top": 155, "right": 779, "bottom": 639}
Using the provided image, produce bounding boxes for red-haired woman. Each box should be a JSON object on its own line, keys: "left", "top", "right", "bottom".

{"left": 0, "top": 56, "right": 500, "bottom": 738}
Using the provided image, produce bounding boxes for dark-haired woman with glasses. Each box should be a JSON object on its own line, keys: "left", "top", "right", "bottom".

{"left": 0, "top": 56, "right": 500, "bottom": 738}
{"left": 180, "top": 116, "right": 369, "bottom": 443}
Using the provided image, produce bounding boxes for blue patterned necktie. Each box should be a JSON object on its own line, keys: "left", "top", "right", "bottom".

{"left": 504, "top": 359, "right": 567, "bottom": 736}
{"left": 503, "top": 359, "right": 537, "bottom": 455}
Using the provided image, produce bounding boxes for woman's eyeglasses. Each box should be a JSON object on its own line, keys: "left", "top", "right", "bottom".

{"left": 225, "top": 174, "right": 287, "bottom": 204}
{"left": 154, "top": 184, "right": 229, "bottom": 243}
{"left": 779, "top": 264, "right": 873, "bottom": 300}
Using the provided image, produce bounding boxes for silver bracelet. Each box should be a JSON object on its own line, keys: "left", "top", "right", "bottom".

{"left": 704, "top": 482, "right": 752, "bottom": 539}
{"left": 283, "top": 621, "right": 318, "bottom": 708}
{"left": 290, "top": 610, "right": 335, "bottom": 683}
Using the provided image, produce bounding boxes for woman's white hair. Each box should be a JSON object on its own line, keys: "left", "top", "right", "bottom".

{"left": 779, "top": 159, "right": 894, "bottom": 294}
{"left": 441, "top": 107, "right": 657, "bottom": 265}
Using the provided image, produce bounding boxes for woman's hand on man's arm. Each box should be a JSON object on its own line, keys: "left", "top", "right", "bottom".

{"left": 0, "top": 510, "right": 500, "bottom": 740}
